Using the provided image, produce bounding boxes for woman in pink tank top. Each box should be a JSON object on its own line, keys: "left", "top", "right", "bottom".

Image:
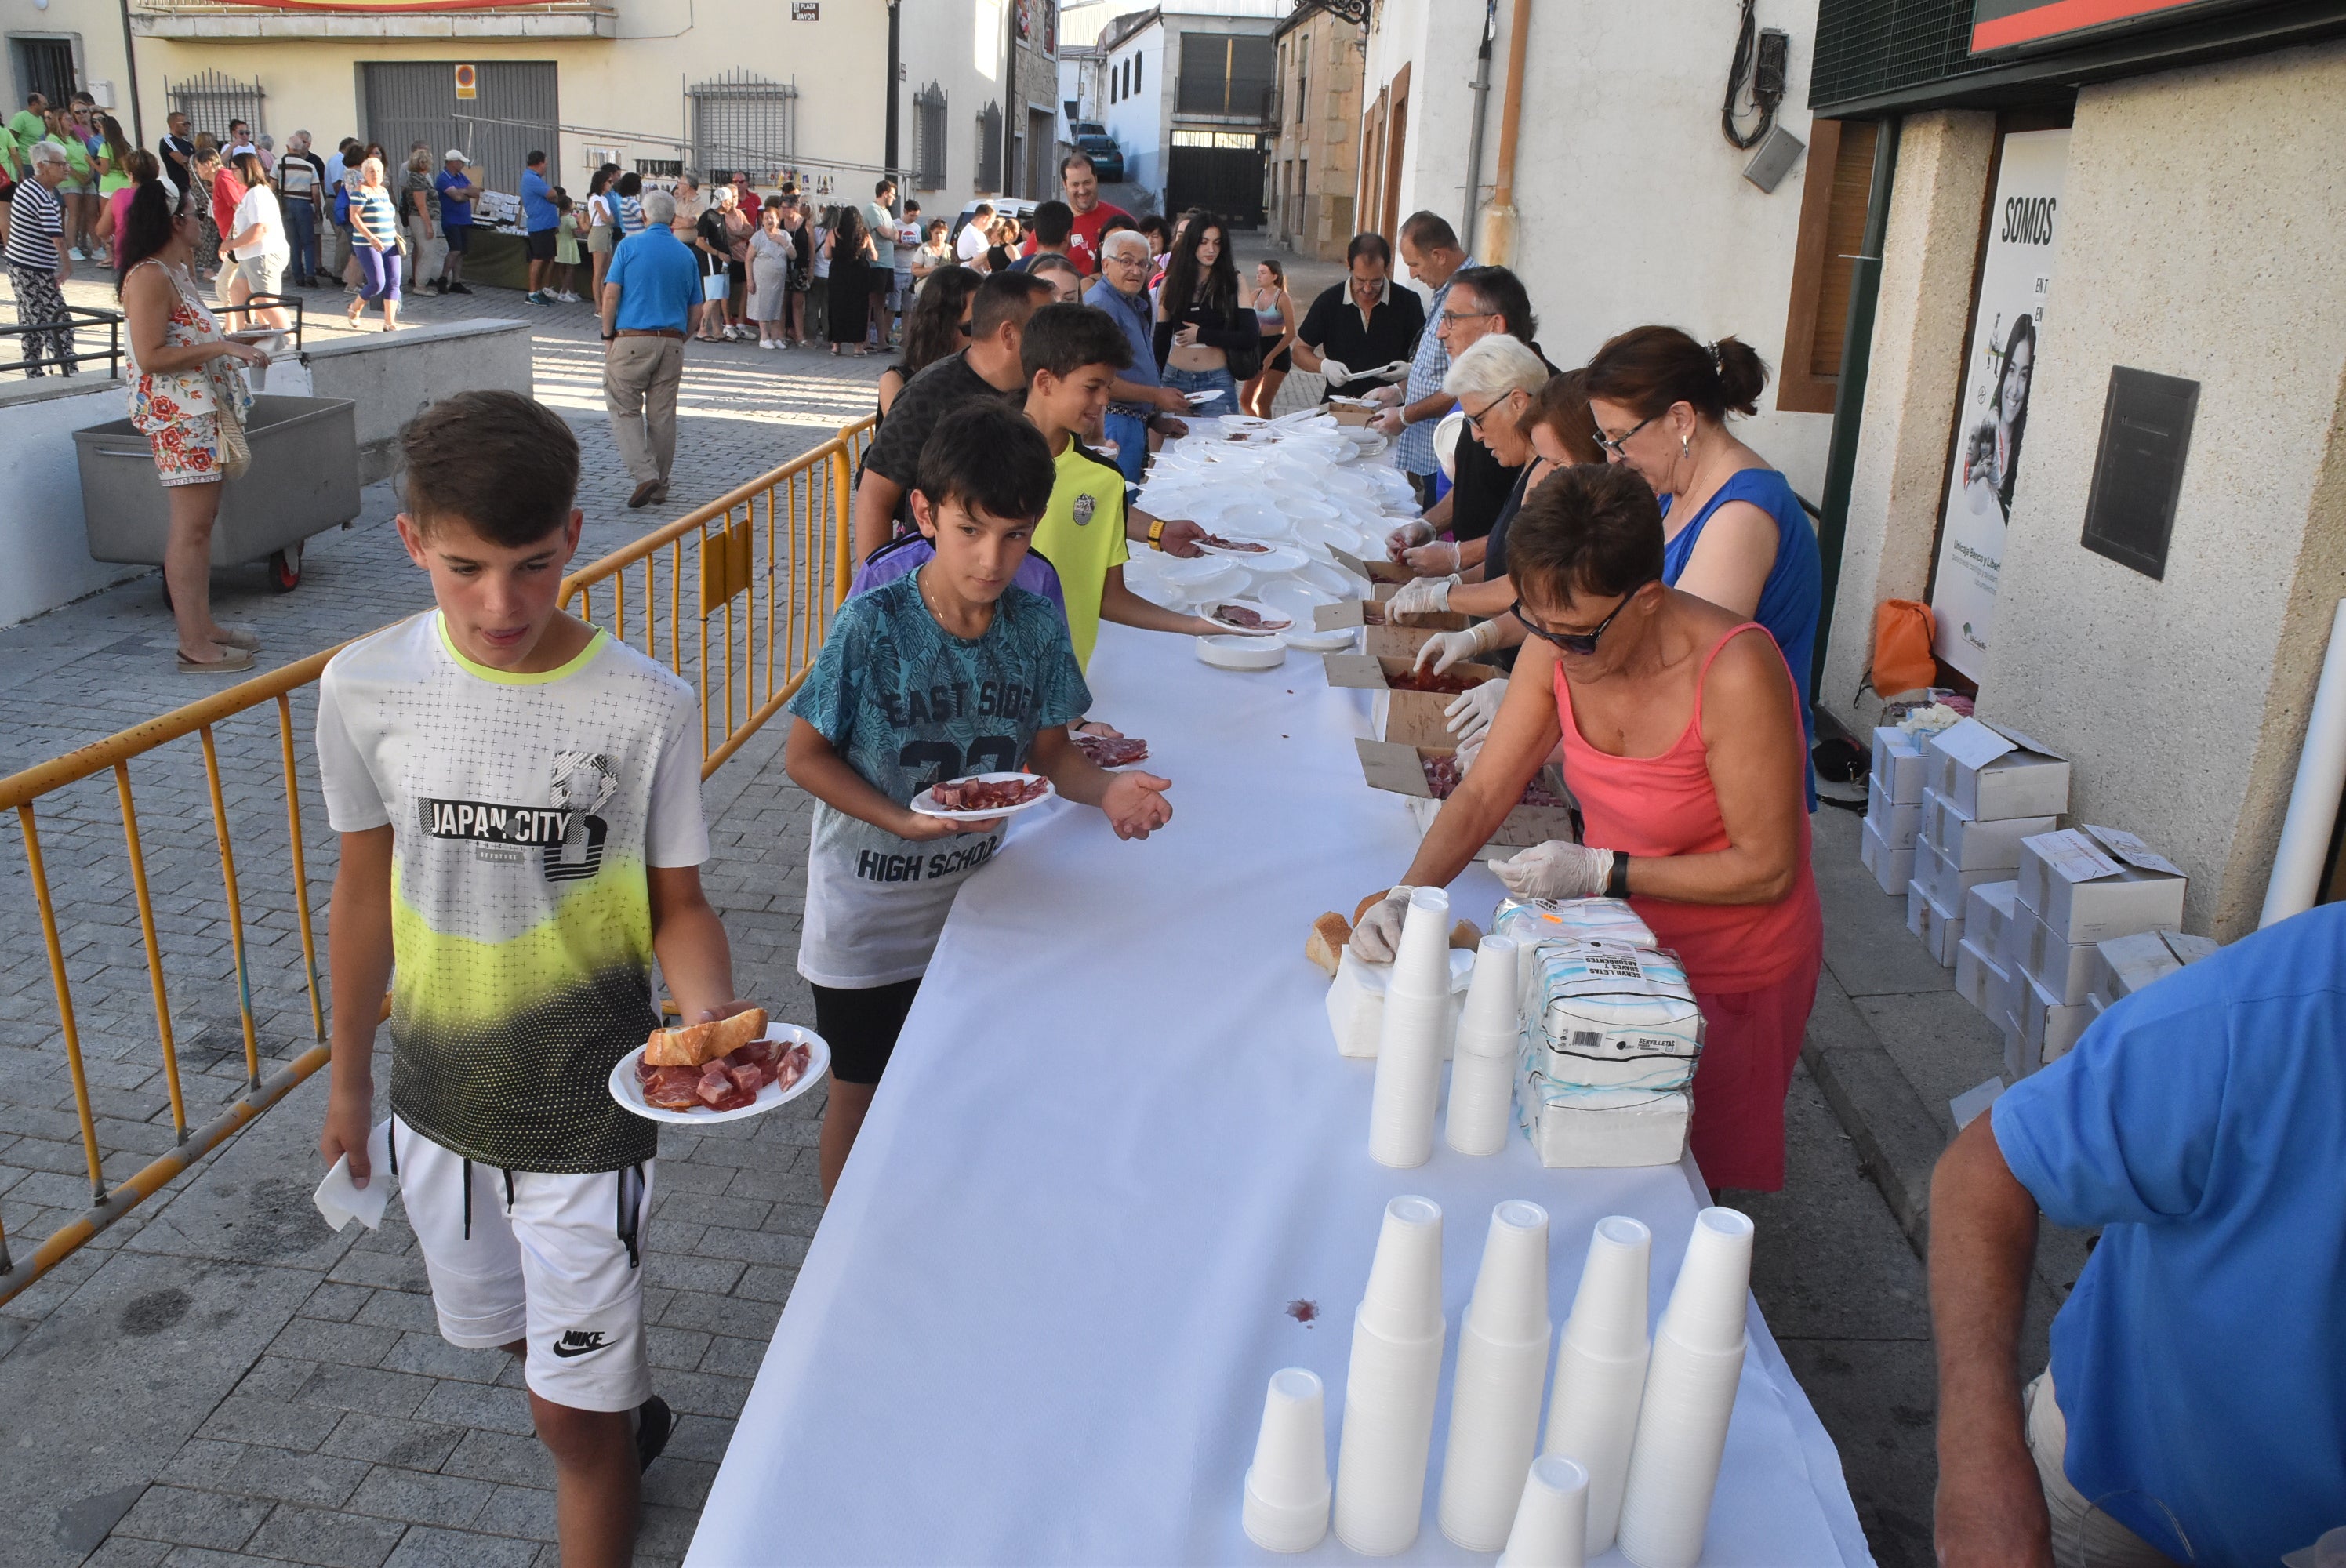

{"left": 1361, "top": 463, "right": 1821, "bottom": 1190}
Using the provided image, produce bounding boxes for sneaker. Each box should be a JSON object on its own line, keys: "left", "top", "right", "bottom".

{"left": 69, "top": 246, "right": 85, "bottom": 260}
{"left": 555, "top": 290, "right": 579, "bottom": 303}
{"left": 447, "top": 281, "right": 474, "bottom": 296}
{"left": 634, "top": 1395, "right": 673, "bottom": 1474}
{"left": 527, "top": 290, "right": 548, "bottom": 305}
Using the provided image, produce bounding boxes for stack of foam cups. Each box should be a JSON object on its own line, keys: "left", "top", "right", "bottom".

{"left": 1369, "top": 888, "right": 1454, "bottom": 1168}
{"left": 1333, "top": 1196, "right": 1447, "bottom": 1555}
{"left": 1617, "top": 1207, "right": 1756, "bottom": 1568}
{"left": 1444, "top": 936, "right": 1522, "bottom": 1157}
{"left": 1498, "top": 1454, "right": 1591, "bottom": 1568}
{"left": 1242, "top": 1367, "right": 1331, "bottom": 1552}
{"left": 1438, "top": 1200, "right": 1553, "bottom": 1550}
{"left": 1543, "top": 1215, "right": 1653, "bottom": 1556}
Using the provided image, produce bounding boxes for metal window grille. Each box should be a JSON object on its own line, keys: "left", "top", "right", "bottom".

{"left": 1810, "top": 0, "right": 1989, "bottom": 111}
{"left": 688, "top": 69, "right": 797, "bottom": 182}
{"left": 913, "top": 82, "right": 948, "bottom": 191}
{"left": 976, "top": 100, "right": 1003, "bottom": 192}
{"left": 166, "top": 70, "right": 266, "bottom": 143}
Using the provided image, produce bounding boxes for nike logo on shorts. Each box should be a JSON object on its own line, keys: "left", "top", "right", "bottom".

{"left": 551, "top": 1329, "right": 611, "bottom": 1359}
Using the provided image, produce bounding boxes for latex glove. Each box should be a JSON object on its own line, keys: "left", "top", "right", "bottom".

{"left": 1369, "top": 383, "right": 1405, "bottom": 406}
{"left": 1414, "top": 626, "right": 1494, "bottom": 677}
{"left": 1387, "top": 574, "right": 1456, "bottom": 619}
{"left": 1385, "top": 519, "right": 1436, "bottom": 561}
{"left": 1403, "top": 539, "right": 1461, "bottom": 575}
{"left": 1492, "top": 842, "right": 1614, "bottom": 901}
{"left": 1371, "top": 408, "right": 1406, "bottom": 437}
{"left": 1317, "top": 358, "right": 1352, "bottom": 388}
{"left": 1444, "top": 676, "right": 1509, "bottom": 742}
{"left": 1457, "top": 730, "right": 1484, "bottom": 773}
{"left": 1349, "top": 886, "right": 1416, "bottom": 965}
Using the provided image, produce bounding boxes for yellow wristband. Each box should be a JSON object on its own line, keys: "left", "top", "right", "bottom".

{"left": 1148, "top": 518, "right": 1167, "bottom": 550}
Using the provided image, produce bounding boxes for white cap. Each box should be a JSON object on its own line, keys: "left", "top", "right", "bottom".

{"left": 443, "top": 148, "right": 467, "bottom": 163}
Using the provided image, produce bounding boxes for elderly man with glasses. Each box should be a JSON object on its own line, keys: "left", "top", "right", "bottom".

{"left": 1087, "top": 226, "right": 1191, "bottom": 485}
{"left": 1381, "top": 211, "right": 1477, "bottom": 502}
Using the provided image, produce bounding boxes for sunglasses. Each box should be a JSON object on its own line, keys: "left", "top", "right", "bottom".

{"left": 1592, "top": 413, "right": 1655, "bottom": 458}
{"left": 1511, "top": 585, "right": 1648, "bottom": 655}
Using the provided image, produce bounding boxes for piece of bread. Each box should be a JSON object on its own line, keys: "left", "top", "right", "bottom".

{"left": 1450, "top": 919, "right": 1482, "bottom": 951}
{"left": 1353, "top": 890, "right": 1390, "bottom": 927}
{"left": 645, "top": 1007, "right": 768, "bottom": 1069}
{"left": 1306, "top": 913, "right": 1352, "bottom": 978}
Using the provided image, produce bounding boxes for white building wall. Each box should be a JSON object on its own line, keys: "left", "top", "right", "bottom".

{"left": 2, "top": 0, "right": 136, "bottom": 134}
{"left": 1364, "top": 0, "right": 1832, "bottom": 499}
{"left": 1099, "top": 19, "right": 1164, "bottom": 198}
{"left": 900, "top": 0, "right": 1009, "bottom": 203}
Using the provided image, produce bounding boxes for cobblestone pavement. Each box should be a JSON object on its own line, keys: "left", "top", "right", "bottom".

{"left": 0, "top": 257, "right": 1337, "bottom": 1567}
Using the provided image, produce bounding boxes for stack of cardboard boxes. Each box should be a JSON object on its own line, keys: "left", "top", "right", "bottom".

{"left": 1905, "top": 719, "right": 2070, "bottom": 970}
{"left": 1858, "top": 726, "right": 1928, "bottom": 895}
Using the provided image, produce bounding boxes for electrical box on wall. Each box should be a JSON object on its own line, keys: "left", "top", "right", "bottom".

{"left": 1743, "top": 125, "right": 1806, "bottom": 192}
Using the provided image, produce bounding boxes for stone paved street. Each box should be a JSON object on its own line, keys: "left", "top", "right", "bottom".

{"left": 0, "top": 249, "right": 1954, "bottom": 1568}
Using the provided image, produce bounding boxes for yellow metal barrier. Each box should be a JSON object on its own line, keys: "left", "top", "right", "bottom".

{"left": 0, "top": 416, "right": 874, "bottom": 1308}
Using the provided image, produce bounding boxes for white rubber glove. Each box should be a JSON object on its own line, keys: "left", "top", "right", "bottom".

{"left": 1403, "top": 539, "right": 1462, "bottom": 575}
{"left": 1387, "top": 574, "right": 1456, "bottom": 619}
{"left": 1492, "top": 842, "right": 1614, "bottom": 901}
{"left": 1414, "top": 622, "right": 1498, "bottom": 677}
{"left": 1457, "top": 730, "right": 1484, "bottom": 772}
{"left": 1349, "top": 886, "right": 1416, "bottom": 964}
{"left": 1385, "top": 519, "right": 1435, "bottom": 561}
{"left": 1444, "top": 676, "right": 1509, "bottom": 743}
{"left": 1369, "top": 383, "right": 1404, "bottom": 406}
{"left": 1372, "top": 408, "right": 1406, "bottom": 437}
{"left": 1317, "top": 358, "right": 1353, "bottom": 388}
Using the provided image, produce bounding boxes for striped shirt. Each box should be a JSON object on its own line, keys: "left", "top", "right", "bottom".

{"left": 1396, "top": 256, "right": 1473, "bottom": 477}
{"left": 5, "top": 177, "right": 64, "bottom": 270}
{"left": 349, "top": 184, "right": 398, "bottom": 250}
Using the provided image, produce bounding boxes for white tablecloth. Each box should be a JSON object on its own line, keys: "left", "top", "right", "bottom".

{"left": 687, "top": 622, "right": 1872, "bottom": 1567}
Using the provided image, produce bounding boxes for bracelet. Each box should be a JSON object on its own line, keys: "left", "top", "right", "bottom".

{"left": 1147, "top": 518, "right": 1166, "bottom": 550}
{"left": 1604, "top": 851, "right": 1632, "bottom": 900}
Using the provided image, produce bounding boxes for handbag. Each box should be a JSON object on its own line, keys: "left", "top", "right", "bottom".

{"left": 1222, "top": 307, "right": 1265, "bottom": 383}
{"left": 703, "top": 271, "right": 731, "bottom": 303}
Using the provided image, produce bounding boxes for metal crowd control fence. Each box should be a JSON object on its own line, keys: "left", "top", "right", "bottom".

{"left": 0, "top": 415, "right": 873, "bottom": 1308}
{"left": 1, "top": 303, "right": 125, "bottom": 379}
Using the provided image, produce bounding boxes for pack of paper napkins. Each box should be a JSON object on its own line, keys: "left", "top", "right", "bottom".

{"left": 1494, "top": 898, "right": 1705, "bottom": 1168}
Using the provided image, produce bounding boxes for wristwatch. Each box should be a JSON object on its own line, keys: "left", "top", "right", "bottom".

{"left": 1604, "top": 851, "right": 1632, "bottom": 900}
{"left": 601, "top": 330, "right": 616, "bottom": 341}
{"left": 1147, "top": 518, "right": 1167, "bottom": 550}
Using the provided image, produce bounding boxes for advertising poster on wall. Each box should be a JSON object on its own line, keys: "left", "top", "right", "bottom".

{"left": 1929, "top": 127, "right": 2070, "bottom": 677}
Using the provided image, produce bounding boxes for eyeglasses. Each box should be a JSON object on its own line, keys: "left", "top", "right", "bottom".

{"left": 1463, "top": 393, "right": 1516, "bottom": 434}
{"left": 1592, "top": 414, "right": 1654, "bottom": 458}
{"left": 1511, "top": 586, "right": 1648, "bottom": 656}
{"left": 1440, "top": 307, "right": 1498, "bottom": 327}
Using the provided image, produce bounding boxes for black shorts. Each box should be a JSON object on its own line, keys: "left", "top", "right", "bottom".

{"left": 811, "top": 976, "right": 923, "bottom": 1086}
{"left": 526, "top": 227, "right": 557, "bottom": 262}
{"left": 444, "top": 223, "right": 472, "bottom": 253}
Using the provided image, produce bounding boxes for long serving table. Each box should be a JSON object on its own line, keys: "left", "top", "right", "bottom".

{"left": 686, "top": 619, "right": 1872, "bottom": 1566}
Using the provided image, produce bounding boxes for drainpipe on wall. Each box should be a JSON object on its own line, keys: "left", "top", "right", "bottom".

{"left": 1810, "top": 115, "right": 1902, "bottom": 701}
{"left": 1460, "top": 0, "right": 1496, "bottom": 246}
{"left": 885, "top": 0, "right": 902, "bottom": 182}
{"left": 1476, "top": 0, "right": 1532, "bottom": 266}
{"left": 114, "top": 0, "right": 145, "bottom": 147}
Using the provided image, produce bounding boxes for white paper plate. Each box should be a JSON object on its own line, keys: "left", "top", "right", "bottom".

{"left": 1197, "top": 633, "right": 1288, "bottom": 671}
{"left": 1184, "top": 389, "right": 1226, "bottom": 405}
{"left": 609, "top": 1025, "right": 830, "bottom": 1125}
{"left": 1217, "top": 414, "right": 1269, "bottom": 430}
{"left": 1200, "top": 598, "right": 1295, "bottom": 635}
{"left": 1193, "top": 535, "right": 1290, "bottom": 563}
{"left": 909, "top": 772, "right": 1057, "bottom": 821}
{"left": 1284, "top": 625, "right": 1358, "bottom": 653}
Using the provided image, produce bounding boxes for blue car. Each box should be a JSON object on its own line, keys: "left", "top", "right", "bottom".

{"left": 1076, "top": 134, "right": 1124, "bottom": 184}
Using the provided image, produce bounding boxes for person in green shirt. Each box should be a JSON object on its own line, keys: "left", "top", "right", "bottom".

{"left": 7, "top": 93, "right": 46, "bottom": 148}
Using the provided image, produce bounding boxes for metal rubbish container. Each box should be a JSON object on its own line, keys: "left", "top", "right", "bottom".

{"left": 75, "top": 394, "right": 361, "bottom": 591}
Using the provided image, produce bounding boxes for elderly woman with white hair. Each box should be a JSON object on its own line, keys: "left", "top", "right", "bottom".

{"left": 5, "top": 139, "right": 79, "bottom": 375}
{"left": 344, "top": 155, "right": 401, "bottom": 331}
{"left": 1387, "top": 334, "right": 1556, "bottom": 624}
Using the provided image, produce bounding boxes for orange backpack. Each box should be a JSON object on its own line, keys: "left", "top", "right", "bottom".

{"left": 1865, "top": 599, "right": 1937, "bottom": 700}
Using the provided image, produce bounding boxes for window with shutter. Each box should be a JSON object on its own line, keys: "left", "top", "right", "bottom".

{"left": 1778, "top": 119, "right": 1881, "bottom": 415}
{"left": 913, "top": 83, "right": 948, "bottom": 191}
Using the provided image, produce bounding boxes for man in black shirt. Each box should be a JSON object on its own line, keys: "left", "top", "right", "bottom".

{"left": 1291, "top": 233, "right": 1425, "bottom": 401}
{"left": 851, "top": 270, "right": 1055, "bottom": 563}
{"left": 1437, "top": 267, "right": 1551, "bottom": 546}
{"left": 158, "top": 111, "right": 195, "bottom": 188}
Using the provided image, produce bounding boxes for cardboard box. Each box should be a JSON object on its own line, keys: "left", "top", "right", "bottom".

{"left": 1989, "top": 944, "right": 2027, "bottom": 1033}
{"left": 1923, "top": 788, "right": 2057, "bottom": 872}
{"left": 1313, "top": 597, "right": 1469, "bottom": 633}
{"left": 1925, "top": 717, "right": 2072, "bottom": 821}
{"left": 2015, "top": 827, "right": 2187, "bottom": 945}
{"left": 1871, "top": 725, "right": 1929, "bottom": 806}
{"left": 1355, "top": 737, "right": 1578, "bottom": 850}
{"left": 1868, "top": 775, "right": 1923, "bottom": 851}
{"left": 2020, "top": 913, "right": 2098, "bottom": 1007}
{"left": 1862, "top": 815, "right": 1916, "bottom": 897}
{"left": 1956, "top": 934, "right": 2006, "bottom": 1014}
{"left": 1326, "top": 653, "right": 1504, "bottom": 748}
{"left": 1519, "top": 1083, "right": 1693, "bottom": 1169}
{"left": 1963, "top": 880, "right": 2021, "bottom": 961}
{"left": 1325, "top": 545, "right": 1413, "bottom": 586}
{"left": 2090, "top": 928, "right": 2220, "bottom": 1003}
{"left": 2002, "top": 1014, "right": 2033, "bottom": 1082}
{"left": 2019, "top": 970, "right": 2091, "bottom": 1065}
{"left": 1906, "top": 877, "right": 1963, "bottom": 967}
{"left": 1329, "top": 399, "right": 1380, "bottom": 428}
{"left": 1921, "top": 837, "right": 2004, "bottom": 915}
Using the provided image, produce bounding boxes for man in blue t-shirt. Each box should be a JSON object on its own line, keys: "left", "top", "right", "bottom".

{"left": 432, "top": 151, "right": 479, "bottom": 296}
{"left": 598, "top": 189, "right": 701, "bottom": 509}
{"left": 521, "top": 149, "right": 559, "bottom": 303}
{"left": 1930, "top": 902, "right": 2346, "bottom": 1568}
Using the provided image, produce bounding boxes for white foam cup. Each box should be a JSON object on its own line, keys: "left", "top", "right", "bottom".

{"left": 1391, "top": 887, "right": 1453, "bottom": 997}
{"left": 1659, "top": 1207, "right": 1754, "bottom": 1356}
{"left": 1437, "top": 1201, "right": 1554, "bottom": 1550}
{"left": 1563, "top": 1216, "right": 1652, "bottom": 1360}
{"left": 1614, "top": 1332, "right": 1746, "bottom": 1568}
{"left": 1370, "top": 985, "right": 1449, "bottom": 1169}
{"left": 1545, "top": 1217, "right": 1653, "bottom": 1554}
{"left": 1243, "top": 1367, "right": 1331, "bottom": 1552}
{"left": 1335, "top": 1197, "right": 1447, "bottom": 1555}
{"left": 1359, "top": 1196, "right": 1444, "bottom": 1340}
{"left": 1497, "top": 1454, "right": 1591, "bottom": 1568}
{"left": 1446, "top": 938, "right": 1520, "bottom": 1157}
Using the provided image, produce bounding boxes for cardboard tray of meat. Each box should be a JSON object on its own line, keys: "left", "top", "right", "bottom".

{"left": 1354, "top": 738, "right": 1581, "bottom": 850}
{"left": 1323, "top": 652, "right": 1504, "bottom": 748}
{"left": 910, "top": 771, "right": 1056, "bottom": 821}
{"left": 612, "top": 1011, "right": 828, "bottom": 1124}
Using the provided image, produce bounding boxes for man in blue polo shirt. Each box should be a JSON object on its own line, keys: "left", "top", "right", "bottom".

{"left": 1929, "top": 902, "right": 2346, "bottom": 1568}
{"left": 432, "top": 151, "right": 479, "bottom": 296}
{"left": 599, "top": 189, "right": 701, "bottom": 510}
{"left": 521, "top": 149, "right": 559, "bottom": 304}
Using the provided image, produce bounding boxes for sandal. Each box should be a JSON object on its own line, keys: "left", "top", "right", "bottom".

{"left": 210, "top": 623, "right": 260, "bottom": 650}
{"left": 177, "top": 643, "right": 256, "bottom": 674}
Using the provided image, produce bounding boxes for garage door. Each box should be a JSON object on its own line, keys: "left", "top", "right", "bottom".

{"left": 1167, "top": 130, "right": 1265, "bottom": 230}
{"left": 361, "top": 61, "right": 558, "bottom": 192}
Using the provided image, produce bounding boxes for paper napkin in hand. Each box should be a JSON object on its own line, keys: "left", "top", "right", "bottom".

{"left": 314, "top": 1118, "right": 394, "bottom": 1232}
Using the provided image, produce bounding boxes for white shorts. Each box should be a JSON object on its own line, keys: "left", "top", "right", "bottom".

{"left": 390, "top": 1116, "right": 655, "bottom": 1413}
